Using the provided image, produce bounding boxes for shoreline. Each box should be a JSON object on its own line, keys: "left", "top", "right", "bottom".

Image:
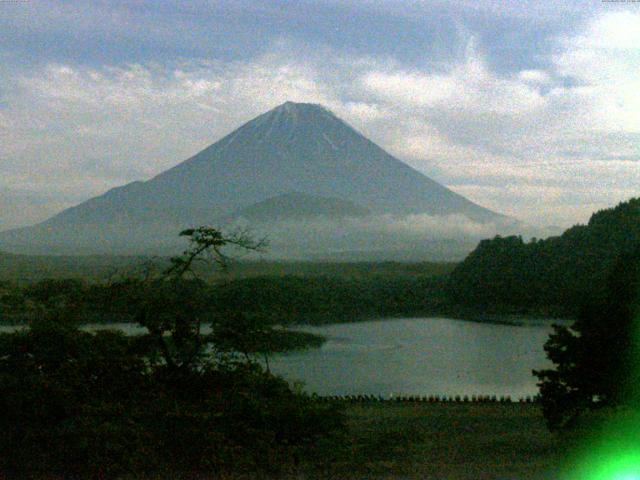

{"left": 0, "top": 311, "right": 573, "bottom": 328}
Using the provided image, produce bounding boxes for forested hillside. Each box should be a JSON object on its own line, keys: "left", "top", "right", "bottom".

{"left": 448, "top": 198, "right": 640, "bottom": 317}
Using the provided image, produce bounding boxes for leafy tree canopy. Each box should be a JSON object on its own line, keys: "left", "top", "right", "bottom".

{"left": 448, "top": 198, "right": 640, "bottom": 317}
{"left": 534, "top": 248, "right": 640, "bottom": 430}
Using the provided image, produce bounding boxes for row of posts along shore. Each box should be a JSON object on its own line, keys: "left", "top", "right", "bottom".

{"left": 313, "top": 394, "right": 539, "bottom": 404}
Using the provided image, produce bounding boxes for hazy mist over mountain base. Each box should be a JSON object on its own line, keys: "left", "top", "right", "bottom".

{"left": 0, "top": 212, "right": 544, "bottom": 262}
{"left": 223, "top": 213, "right": 541, "bottom": 262}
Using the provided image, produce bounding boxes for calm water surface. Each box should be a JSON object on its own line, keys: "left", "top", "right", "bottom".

{"left": 1, "top": 317, "right": 560, "bottom": 398}
{"left": 269, "top": 317, "right": 560, "bottom": 398}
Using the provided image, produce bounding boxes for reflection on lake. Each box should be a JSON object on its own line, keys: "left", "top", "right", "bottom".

{"left": 269, "top": 317, "right": 560, "bottom": 399}
{"left": 0, "top": 317, "right": 561, "bottom": 399}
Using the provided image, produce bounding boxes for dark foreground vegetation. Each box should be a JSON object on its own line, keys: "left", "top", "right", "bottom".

{"left": 0, "top": 198, "right": 639, "bottom": 478}
{"left": 0, "top": 228, "right": 345, "bottom": 479}
{"left": 534, "top": 246, "right": 640, "bottom": 430}
{"left": 0, "top": 318, "right": 342, "bottom": 479}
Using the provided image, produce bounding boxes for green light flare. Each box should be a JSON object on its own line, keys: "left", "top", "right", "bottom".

{"left": 564, "top": 298, "right": 640, "bottom": 480}
{"left": 563, "top": 412, "right": 640, "bottom": 480}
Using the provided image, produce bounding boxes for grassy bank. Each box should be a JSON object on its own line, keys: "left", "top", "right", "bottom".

{"left": 117, "top": 402, "right": 569, "bottom": 479}
{"left": 299, "top": 402, "right": 562, "bottom": 480}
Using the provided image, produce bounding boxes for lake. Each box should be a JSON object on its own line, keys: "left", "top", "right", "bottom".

{"left": 0, "top": 317, "right": 560, "bottom": 399}
{"left": 269, "top": 317, "right": 560, "bottom": 399}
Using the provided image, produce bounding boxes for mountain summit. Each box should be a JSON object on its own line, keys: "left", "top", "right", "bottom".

{"left": 0, "top": 101, "right": 506, "bottom": 255}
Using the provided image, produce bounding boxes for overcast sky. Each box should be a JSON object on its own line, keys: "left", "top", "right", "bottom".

{"left": 1, "top": 0, "right": 638, "bottom": 230}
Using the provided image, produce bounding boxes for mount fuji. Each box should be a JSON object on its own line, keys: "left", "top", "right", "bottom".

{"left": 0, "top": 101, "right": 510, "bottom": 258}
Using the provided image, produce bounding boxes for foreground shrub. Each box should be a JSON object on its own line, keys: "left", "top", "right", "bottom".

{"left": 0, "top": 318, "right": 344, "bottom": 479}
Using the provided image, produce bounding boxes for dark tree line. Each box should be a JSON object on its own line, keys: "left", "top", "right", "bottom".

{"left": 1, "top": 271, "right": 450, "bottom": 326}
{"left": 209, "top": 274, "right": 449, "bottom": 324}
{"left": 448, "top": 198, "right": 640, "bottom": 317}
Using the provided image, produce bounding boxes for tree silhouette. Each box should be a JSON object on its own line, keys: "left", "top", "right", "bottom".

{"left": 129, "top": 226, "right": 266, "bottom": 371}
{"left": 0, "top": 227, "right": 345, "bottom": 478}
{"left": 534, "top": 248, "right": 640, "bottom": 430}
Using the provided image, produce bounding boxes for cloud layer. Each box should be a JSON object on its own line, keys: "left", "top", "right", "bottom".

{"left": 229, "top": 212, "right": 509, "bottom": 261}
{"left": 0, "top": 5, "right": 638, "bottom": 230}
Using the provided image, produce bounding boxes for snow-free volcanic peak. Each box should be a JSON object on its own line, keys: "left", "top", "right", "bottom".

{"left": 0, "top": 101, "right": 507, "bottom": 254}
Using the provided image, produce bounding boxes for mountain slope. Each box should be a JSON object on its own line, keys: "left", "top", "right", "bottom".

{"left": 0, "top": 101, "right": 505, "bottom": 254}
{"left": 233, "top": 192, "right": 370, "bottom": 221}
